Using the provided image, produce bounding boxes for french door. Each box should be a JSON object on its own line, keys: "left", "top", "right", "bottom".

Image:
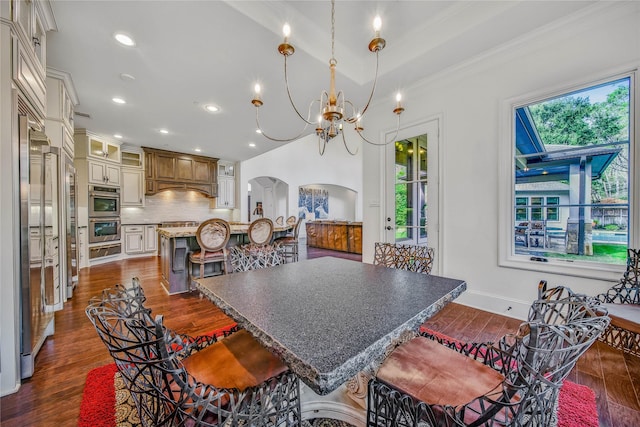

{"left": 384, "top": 119, "right": 440, "bottom": 270}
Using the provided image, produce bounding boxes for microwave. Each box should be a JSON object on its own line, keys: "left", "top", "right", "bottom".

{"left": 89, "top": 186, "right": 120, "bottom": 217}
{"left": 89, "top": 217, "right": 121, "bottom": 243}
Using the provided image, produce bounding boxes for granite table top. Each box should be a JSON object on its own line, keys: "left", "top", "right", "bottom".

{"left": 194, "top": 256, "right": 466, "bottom": 395}
{"left": 157, "top": 223, "right": 292, "bottom": 238}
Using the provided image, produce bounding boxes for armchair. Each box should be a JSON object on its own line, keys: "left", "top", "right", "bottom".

{"left": 373, "top": 242, "right": 434, "bottom": 274}
{"left": 594, "top": 248, "right": 640, "bottom": 356}
{"left": 86, "top": 298, "right": 301, "bottom": 426}
{"left": 367, "top": 289, "right": 609, "bottom": 426}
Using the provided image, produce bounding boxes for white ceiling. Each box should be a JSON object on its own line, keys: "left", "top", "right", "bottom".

{"left": 46, "top": 1, "right": 596, "bottom": 162}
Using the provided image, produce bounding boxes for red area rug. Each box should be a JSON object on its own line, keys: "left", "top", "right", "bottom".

{"left": 79, "top": 327, "right": 599, "bottom": 427}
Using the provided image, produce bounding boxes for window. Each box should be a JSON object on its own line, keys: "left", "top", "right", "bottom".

{"left": 515, "top": 197, "right": 528, "bottom": 221}
{"left": 547, "top": 197, "right": 559, "bottom": 221}
{"left": 500, "top": 72, "right": 636, "bottom": 277}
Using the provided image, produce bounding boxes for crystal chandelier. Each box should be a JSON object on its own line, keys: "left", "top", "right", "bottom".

{"left": 251, "top": 0, "right": 405, "bottom": 155}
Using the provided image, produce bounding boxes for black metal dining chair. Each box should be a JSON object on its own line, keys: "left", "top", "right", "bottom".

{"left": 229, "top": 243, "right": 285, "bottom": 272}
{"left": 367, "top": 289, "right": 609, "bottom": 426}
{"left": 373, "top": 242, "right": 435, "bottom": 274}
{"left": 593, "top": 248, "right": 640, "bottom": 356}
{"left": 86, "top": 289, "right": 301, "bottom": 426}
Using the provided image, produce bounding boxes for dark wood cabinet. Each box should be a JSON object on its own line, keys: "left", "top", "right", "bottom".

{"left": 143, "top": 147, "right": 218, "bottom": 197}
{"left": 305, "top": 221, "right": 362, "bottom": 254}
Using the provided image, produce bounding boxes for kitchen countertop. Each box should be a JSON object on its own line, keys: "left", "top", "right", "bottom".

{"left": 157, "top": 223, "right": 292, "bottom": 238}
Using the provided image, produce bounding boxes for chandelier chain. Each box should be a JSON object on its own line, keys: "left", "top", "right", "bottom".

{"left": 331, "top": 0, "right": 335, "bottom": 62}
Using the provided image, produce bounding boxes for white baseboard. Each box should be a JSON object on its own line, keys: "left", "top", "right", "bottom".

{"left": 454, "top": 290, "right": 530, "bottom": 321}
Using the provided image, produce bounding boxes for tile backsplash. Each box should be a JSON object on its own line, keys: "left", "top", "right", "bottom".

{"left": 121, "top": 190, "right": 237, "bottom": 224}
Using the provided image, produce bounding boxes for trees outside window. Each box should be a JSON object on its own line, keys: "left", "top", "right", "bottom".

{"left": 511, "top": 76, "right": 632, "bottom": 266}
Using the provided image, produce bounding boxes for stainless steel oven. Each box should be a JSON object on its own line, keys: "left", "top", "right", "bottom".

{"left": 89, "top": 186, "right": 120, "bottom": 217}
{"left": 89, "top": 217, "right": 121, "bottom": 243}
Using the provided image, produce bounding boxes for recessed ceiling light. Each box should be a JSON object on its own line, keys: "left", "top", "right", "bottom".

{"left": 204, "top": 104, "right": 219, "bottom": 113}
{"left": 159, "top": 129, "right": 169, "bottom": 134}
{"left": 114, "top": 134, "right": 123, "bottom": 139}
{"left": 194, "top": 148, "right": 202, "bottom": 153}
{"left": 112, "top": 97, "right": 126, "bottom": 104}
{"left": 255, "top": 129, "right": 262, "bottom": 134}
{"left": 120, "top": 73, "right": 136, "bottom": 81}
{"left": 114, "top": 33, "right": 135, "bottom": 47}
{"left": 249, "top": 143, "right": 256, "bottom": 147}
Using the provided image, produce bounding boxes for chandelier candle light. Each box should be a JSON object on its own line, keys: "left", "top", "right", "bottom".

{"left": 251, "top": 0, "right": 405, "bottom": 155}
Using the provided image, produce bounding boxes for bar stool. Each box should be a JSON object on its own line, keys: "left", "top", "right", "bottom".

{"left": 247, "top": 218, "right": 274, "bottom": 245}
{"left": 188, "top": 218, "right": 230, "bottom": 289}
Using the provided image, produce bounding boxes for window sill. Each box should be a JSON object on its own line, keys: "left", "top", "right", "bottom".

{"left": 499, "top": 254, "right": 624, "bottom": 282}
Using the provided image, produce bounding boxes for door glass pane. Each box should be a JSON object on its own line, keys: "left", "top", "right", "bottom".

{"left": 395, "top": 135, "right": 428, "bottom": 244}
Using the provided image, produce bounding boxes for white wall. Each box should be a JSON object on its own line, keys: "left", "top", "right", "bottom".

{"left": 362, "top": 2, "right": 640, "bottom": 319}
{"left": 240, "top": 131, "right": 363, "bottom": 230}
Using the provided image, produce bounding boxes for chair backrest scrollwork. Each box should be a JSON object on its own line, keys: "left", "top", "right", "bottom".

{"left": 374, "top": 242, "right": 434, "bottom": 274}
{"left": 248, "top": 218, "right": 274, "bottom": 245}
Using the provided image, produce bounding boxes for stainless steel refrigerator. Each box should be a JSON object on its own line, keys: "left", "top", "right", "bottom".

{"left": 18, "top": 115, "right": 60, "bottom": 378}
{"left": 63, "top": 154, "right": 78, "bottom": 297}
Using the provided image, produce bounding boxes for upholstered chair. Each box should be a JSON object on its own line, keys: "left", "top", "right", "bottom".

{"left": 285, "top": 215, "right": 297, "bottom": 226}
{"left": 275, "top": 215, "right": 284, "bottom": 226}
{"left": 188, "top": 219, "right": 231, "bottom": 289}
{"left": 248, "top": 218, "right": 274, "bottom": 246}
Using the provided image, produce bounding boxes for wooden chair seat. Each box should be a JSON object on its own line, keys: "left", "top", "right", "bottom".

{"left": 376, "top": 336, "right": 504, "bottom": 407}
{"left": 182, "top": 329, "right": 289, "bottom": 392}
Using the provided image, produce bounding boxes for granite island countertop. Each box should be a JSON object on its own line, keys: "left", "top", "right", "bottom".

{"left": 157, "top": 223, "right": 293, "bottom": 238}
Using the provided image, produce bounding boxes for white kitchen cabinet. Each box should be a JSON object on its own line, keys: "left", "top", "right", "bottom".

{"left": 88, "top": 160, "right": 120, "bottom": 186}
{"left": 123, "top": 226, "right": 144, "bottom": 254}
{"left": 74, "top": 129, "right": 121, "bottom": 163}
{"left": 121, "top": 150, "right": 143, "bottom": 168}
{"left": 214, "top": 160, "right": 235, "bottom": 208}
{"left": 121, "top": 168, "right": 144, "bottom": 206}
{"left": 216, "top": 176, "right": 235, "bottom": 208}
{"left": 144, "top": 225, "right": 158, "bottom": 252}
{"left": 217, "top": 161, "right": 235, "bottom": 177}
{"left": 123, "top": 225, "right": 157, "bottom": 255}
{"left": 78, "top": 227, "right": 87, "bottom": 268}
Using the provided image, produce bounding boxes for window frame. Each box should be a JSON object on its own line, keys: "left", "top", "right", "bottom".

{"left": 498, "top": 69, "right": 638, "bottom": 280}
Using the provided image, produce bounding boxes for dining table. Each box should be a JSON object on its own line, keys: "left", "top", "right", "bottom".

{"left": 194, "top": 256, "right": 466, "bottom": 425}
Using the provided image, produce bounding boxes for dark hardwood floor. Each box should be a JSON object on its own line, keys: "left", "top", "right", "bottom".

{"left": 2, "top": 246, "right": 639, "bottom": 426}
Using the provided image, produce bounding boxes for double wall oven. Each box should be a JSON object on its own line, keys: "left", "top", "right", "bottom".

{"left": 88, "top": 186, "right": 121, "bottom": 256}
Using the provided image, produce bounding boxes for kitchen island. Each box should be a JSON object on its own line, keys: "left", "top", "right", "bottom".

{"left": 305, "top": 220, "right": 362, "bottom": 254}
{"left": 157, "top": 223, "right": 292, "bottom": 294}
